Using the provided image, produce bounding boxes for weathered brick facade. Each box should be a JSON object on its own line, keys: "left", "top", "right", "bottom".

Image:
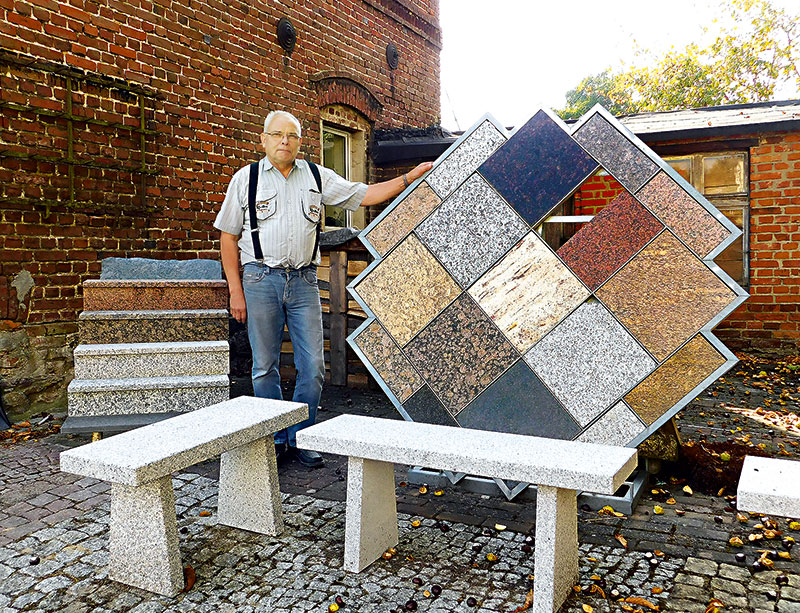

{"left": 573, "top": 130, "right": 800, "bottom": 355}
{"left": 0, "top": 0, "right": 441, "bottom": 419}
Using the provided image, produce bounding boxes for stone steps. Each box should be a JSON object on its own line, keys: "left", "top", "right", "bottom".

{"left": 82, "top": 279, "right": 228, "bottom": 311}
{"left": 78, "top": 309, "right": 229, "bottom": 344}
{"left": 73, "top": 341, "right": 229, "bottom": 379}
{"left": 67, "top": 375, "right": 230, "bottom": 417}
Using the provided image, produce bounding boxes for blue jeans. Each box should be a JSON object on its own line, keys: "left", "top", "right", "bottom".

{"left": 242, "top": 262, "right": 325, "bottom": 446}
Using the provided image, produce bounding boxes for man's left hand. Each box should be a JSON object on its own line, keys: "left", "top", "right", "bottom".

{"left": 407, "top": 161, "right": 434, "bottom": 183}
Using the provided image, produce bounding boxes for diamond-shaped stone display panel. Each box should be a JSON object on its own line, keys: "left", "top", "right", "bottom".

{"left": 350, "top": 107, "right": 746, "bottom": 450}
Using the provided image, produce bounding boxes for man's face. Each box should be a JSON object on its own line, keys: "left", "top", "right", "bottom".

{"left": 261, "top": 115, "right": 302, "bottom": 168}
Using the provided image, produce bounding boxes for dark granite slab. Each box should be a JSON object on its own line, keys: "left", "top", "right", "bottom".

{"left": 636, "top": 170, "right": 731, "bottom": 258}
{"left": 625, "top": 335, "right": 726, "bottom": 425}
{"left": 455, "top": 360, "right": 580, "bottom": 439}
{"left": 401, "top": 385, "right": 458, "bottom": 427}
{"left": 404, "top": 294, "right": 518, "bottom": 415}
{"left": 478, "top": 110, "right": 598, "bottom": 226}
{"left": 557, "top": 191, "right": 663, "bottom": 290}
{"left": 573, "top": 113, "right": 658, "bottom": 192}
{"left": 352, "top": 320, "right": 423, "bottom": 403}
{"left": 596, "top": 231, "right": 736, "bottom": 362}
{"left": 78, "top": 309, "right": 229, "bottom": 344}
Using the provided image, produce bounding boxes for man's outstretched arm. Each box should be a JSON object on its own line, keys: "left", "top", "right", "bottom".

{"left": 361, "top": 161, "right": 434, "bottom": 206}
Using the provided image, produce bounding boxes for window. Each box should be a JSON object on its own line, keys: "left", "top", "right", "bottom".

{"left": 322, "top": 126, "right": 350, "bottom": 228}
{"left": 664, "top": 152, "right": 749, "bottom": 286}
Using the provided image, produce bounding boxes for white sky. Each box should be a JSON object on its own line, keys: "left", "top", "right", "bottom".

{"left": 439, "top": 0, "right": 799, "bottom": 131}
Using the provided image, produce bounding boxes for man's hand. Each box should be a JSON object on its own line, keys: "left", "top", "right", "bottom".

{"left": 361, "top": 161, "right": 435, "bottom": 206}
{"left": 230, "top": 292, "right": 247, "bottom": 323}
{"left": 406, "top": 161, "right": 434, "bottom": 183}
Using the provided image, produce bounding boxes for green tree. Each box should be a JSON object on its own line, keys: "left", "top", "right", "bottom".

{"left": 556, "top": 0, "right": 800, "bottom": 119}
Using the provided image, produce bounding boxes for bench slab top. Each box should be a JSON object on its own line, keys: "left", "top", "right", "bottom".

{"left": 297, "top": 415, "right": 637, "bottom": 494}
{"left": 60, "top": 397, "right": 307, "bottom": 486}
{"left": 737, "top": 455, "right": 800, "bottom": 518}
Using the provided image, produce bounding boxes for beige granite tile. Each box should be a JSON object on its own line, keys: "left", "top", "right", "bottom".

{"left": 365, "top": 181, "right": 441, "bottom": 256}
{"left": 596, "top": 231, "right": 736, "bottom": 362}
{"left": 468, "top": 232, "right": 590, "bottom": 353}
{"left": 625, "top": 335, "right": 726, "bottom": 425}
{"left": 353, "top": 234, "right": 462, "bottom": 346}
{"left": 353, "top": 321, "right": 424, "bottom": 403}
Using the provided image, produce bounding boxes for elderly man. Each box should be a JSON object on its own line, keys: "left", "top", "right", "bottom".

{"left": 214, "top": 110, "right": 432, "bottom": 467}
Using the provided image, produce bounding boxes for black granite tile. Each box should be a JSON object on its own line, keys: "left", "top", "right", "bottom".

{"left": 573, "top": 113, "right": 658, "bottom": 193}
{"left": 455, "top": 360, "right": 580, "bottom": 439}
{"left": 478, "top": 110, "right": 598, "bottom": 226}
{"left": 401, "top": 385, "right": 459, "bottom": 427}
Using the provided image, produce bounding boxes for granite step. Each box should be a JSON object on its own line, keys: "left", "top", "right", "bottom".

{"left": 78, "top": 309, "right": 229, "bottom": 344}
{"left": 82, "top": 280, "right": 228, "bottom": 311}
{"left": 73, "top": 341, "right": 229, "bottom": 379}
{"left": 67, "top": 375, "right": 230, "bottom": 417}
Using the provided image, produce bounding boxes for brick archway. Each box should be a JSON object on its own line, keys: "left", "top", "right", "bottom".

{"left": 310, "top": 71, "right": 383, "bottom": 122}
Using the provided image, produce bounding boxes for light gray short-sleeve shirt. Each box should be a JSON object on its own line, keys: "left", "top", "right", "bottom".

{"left": 214, "top": 157, "right": 367, "bottom": 267}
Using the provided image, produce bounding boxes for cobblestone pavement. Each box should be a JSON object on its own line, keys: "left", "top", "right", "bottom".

{"left": 1, "top": 355, "right": 799, "bottom": 612}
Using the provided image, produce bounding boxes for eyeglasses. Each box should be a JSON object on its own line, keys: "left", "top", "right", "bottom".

{"left": 265, "top": 131, "right": 300, "bottom": 142}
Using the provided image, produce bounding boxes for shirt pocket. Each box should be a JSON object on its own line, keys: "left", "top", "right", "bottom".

{"left": 254, "top": 187, "right": 277, "bottom": 220}
{"left": 302, "top": 189, "right": 323, "bottom": 224}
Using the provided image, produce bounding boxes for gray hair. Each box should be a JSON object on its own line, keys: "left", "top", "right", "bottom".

{"left": 263, "top": 110, "right": 302, "bottom": 137}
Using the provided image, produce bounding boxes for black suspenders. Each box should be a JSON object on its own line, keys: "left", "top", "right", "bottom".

{"left": 247, "top": 160, "right": 323, "bottom": 265}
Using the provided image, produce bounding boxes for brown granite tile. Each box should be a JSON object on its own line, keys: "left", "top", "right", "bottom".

{"left": 625, "top": 335, "right": 726, "bottom": 425}
{"left": 353, "top": 234, "right": 462, "bottom": 346}
{"left": 82, "top": 280, "right": 228, "bottom": 311}
{"left": 365, "top": 181, "right": 441, "bottom": 256}
{"left": 596, "top": 231, "right": 736, "bottom": 362}
{"left": 404, "top": 294, "right": 518, "bottom": 415}
{"left": 636, "top": 171, "right": 730, "bottom": 258}
{"left": 557, "top": 191, "right": 663, "bottom": 290}
{"left": 352, "top": 320, "right": 424, "bottom": 403}
{"left": 78, "top": 310, "right": 229, "bottom": 343}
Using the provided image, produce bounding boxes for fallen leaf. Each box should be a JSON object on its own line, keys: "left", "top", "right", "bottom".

{"left": 589, "top": 584, "right": 606, "bottom": 598}
{"left": 182, "top": 565, "right": 196, "bottom": 592}
{"left": 683, "top": 485, "right": 694, "bottom": 496}
{"left": 653, "top": 505, "right": 664, "bottom": 515}
{"left": 511, "top": 589, "right": 533, "bottom": 612}
{"left": 666, "top": 498, "right": 676, "bottom": 505}
{"left": 582, "top": 605, "right": 593, "bottom": 613}
{"left": 654, "top": 550, "right": 664, "bottom": 557}
{"left": 651, "top": 587, "right": 664, "bottom": 594}
{"left": 615, "top": 533, "right": 628, "bottom": 549}
{"left": 486, "top": 552, "right": 498, "bottom": 562}
{"left": 494, "top": 523, "right": 507, "bottom": 531}
{"left": 729, "top": 536, "right": 743, "bottom": 547}
{"left": 779, "top": 551, "right": 792, "bottom": 559}
{"left": 198, "top": 511, "right": 211, "bottom": 517}
{"left": 418, "top": 486, "right": 428, "bottom": 494}
{"left": 434, "top": 489, "right": 444, "bottom": 496}
{"left": 624, "top": 596, "right": 659, "bottom": 611}
{"left": 410, "top": 520, "right": 421, "bottom": 528}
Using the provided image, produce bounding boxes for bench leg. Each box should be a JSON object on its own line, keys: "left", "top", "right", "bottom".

{"left": 533, "top": 485, "right": 578, "bottom": 613}
{"left": 344, "top": 457, "right": 398, "bottom": 573}
{"left": 109, "top": 477, "right": 183, "bottom": 596}
{"left": 218, "top": 438, "right": 283, "bottom": 535}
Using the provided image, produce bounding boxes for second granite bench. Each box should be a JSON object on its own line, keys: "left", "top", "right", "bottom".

{"left": 297, "top": 415, "right": 637, "bottom": 613}
{"left": 737, "top": 455, "right": 800, "bottom": 519}
{"left": 60, "top": 396, "right": 307, "bottom": 596}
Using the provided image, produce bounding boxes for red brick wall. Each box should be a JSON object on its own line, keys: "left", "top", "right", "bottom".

{"left": 573, "top": 174, "right": 625, "bottom": 216}
{"left": 0, "top": 0, "right": 441, "bottom": 418}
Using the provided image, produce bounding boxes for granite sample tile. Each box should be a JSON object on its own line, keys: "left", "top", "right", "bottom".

{"left": 573, "top": 114, "right": 659, "bottom": 192}
{"left": 456, "top": 360, "right": 580, "bottom": 439}
{"left": 401, "top": 385, "right": 458, "bottom": 427}
{"left": 365, "top": 181, "right": 441, "bottom": 256}
{"left": 404, "top": 294, "right": 518, "bottom": 415}
{"left": 100, "top": 257, "right": 221, "bottom": 280}
{"left": 596, "top": 231, "right": 736, "bottom": 362}
{"left": 426, "top": 120, "right": 507, "bottom": 200}
{"left": 82, "top": 280, "right": 228, "bottom": 311}
{"left": 557, "top": 191, "right": 663, "bottom": 290}
{"left": 414, "top": 173, "right": 529, "bottom": 288}
{"left": 78, "top": 309, "right": 229, "bottom": 343}
{"left": 352, "top": 321, "right": 424, "bottom": 403}
{"left": 468, "top": 232, "right": 590, "bottom": 353}
{"left": 576, "top": 401, "right": 645, "bottom": 446}
{"left": 478, "top": 110, "right": 598, "bottom": 226}
{"left": 524, "top": 301, "right": 655, "bottom": 426}
{"left": 636, "top": 170, "right": 731, "bottom": 257}
{"left": 353, "top": 234, "right": 462, "bottom": 346}
{"left": 625, "top": 335, "right": 726, "bottom": 425}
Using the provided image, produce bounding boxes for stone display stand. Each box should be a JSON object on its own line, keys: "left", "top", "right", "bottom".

{"left": 60, "top": 396, "right": 307, "bottom": 596}
{"left": 737, "top": 455, "right": 800, "bottom": 518}
{"left": 63, "top": 260, "right": 231, "bottom": 434}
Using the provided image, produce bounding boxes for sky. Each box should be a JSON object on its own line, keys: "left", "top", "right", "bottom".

{"left": 438, "top": 0, "right": 798, "bottom": 132}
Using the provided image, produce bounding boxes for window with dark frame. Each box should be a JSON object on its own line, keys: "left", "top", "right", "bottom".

{"left": 321, "top": 125, "right": 351, "bottom": 228}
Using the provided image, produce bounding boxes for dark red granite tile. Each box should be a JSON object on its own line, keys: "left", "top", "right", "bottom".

{"left": 557, "top": 191, "right": 663, "bottom": 290}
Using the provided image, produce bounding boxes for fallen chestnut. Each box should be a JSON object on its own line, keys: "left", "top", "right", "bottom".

{"left": 28, "top": 556, "right": 39, "bottom": 566}
{"left": 521, "top": 544, "right": 532, "bottom": 553}
{"left": 777, "top": 575, "right": 789, "bottom": 586}
{"left": 412, "top": 577, "right": 423, "bottom": 586}
{"left": 335, "top": 595, "right": 345, "bottom": 606}
{"left": 431, "top": 585, "right": 442, "bottom": 596}
{"left": 404, "top": 599, "right": 418, "bottom": 611}
{"left": 466, "top": 596, "right": 478, "bottom": 607}
{"left": 735, "top": 553, "right": 746, "bottom": 564}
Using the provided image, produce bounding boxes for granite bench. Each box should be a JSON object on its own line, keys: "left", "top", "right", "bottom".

{"left": 60, "top": 396, "right": 307, "bottom": 596}
{"left": 737, "top": 455, "right": 800, "bottom": 519}
{"left": 296, "top": 415, "right": 637, "bottom": 613}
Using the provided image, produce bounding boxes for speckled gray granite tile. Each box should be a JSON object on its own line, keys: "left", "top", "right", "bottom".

{"left": 404, "top": 294, "right": 518, "bottom": 415}
{"left": 414, "top": 173, "right": 528, "bottom": 288}
{"left": 100, "top": 257, "right": 222, "bottom": 280}
{"left": 525, "top": 301, "right": 655, "bottom": 427}
{"left": 78, "top": 310, "right": 229, "bottom": 344}
{"left": 576, "top": 401, "right": 646, "bottom": 446}
{"left": 468, "top": 232, "right": 590, "bottom": 353}
{"left": 426, "top": 120, "right": 507, "bottom": 200}
{"left": 67, "top": 375, "right": 230, "bottom": 416}
{"left": 73, "top": 341, "right": 229, "bottom": 379}
{"left": 573, "top": 113, "right": 658, "bottom": 192}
